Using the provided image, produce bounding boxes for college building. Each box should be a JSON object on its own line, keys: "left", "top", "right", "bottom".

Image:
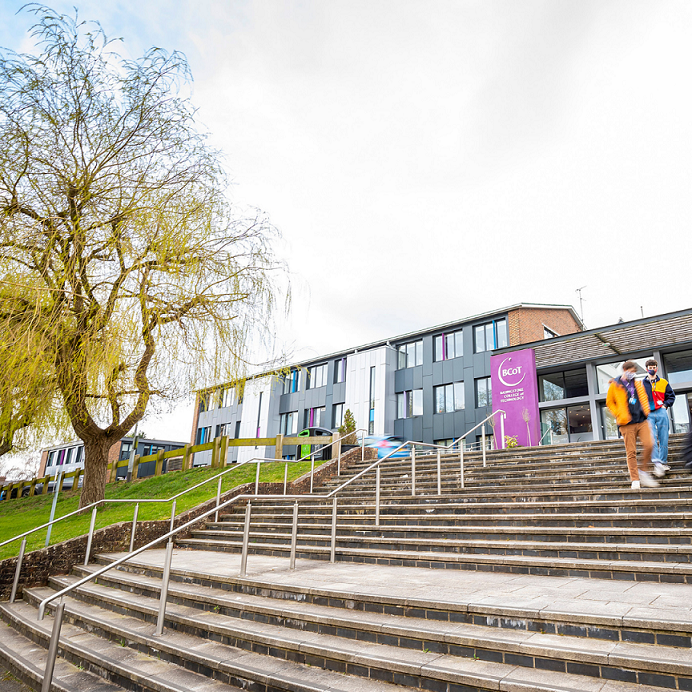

{"left": 491, "top": 307, "right": 692, "bottom": 446}
{"left": 191, "top": 303, "right": 583, "bottom": 462}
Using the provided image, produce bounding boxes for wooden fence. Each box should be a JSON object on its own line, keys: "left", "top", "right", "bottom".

{"left": 0, "top": 434, "right": 337, "bottom": 501}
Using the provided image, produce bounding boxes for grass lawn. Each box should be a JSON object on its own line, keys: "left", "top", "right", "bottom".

{"left": 0, "top": 460, "right": 323, "bottom": 561}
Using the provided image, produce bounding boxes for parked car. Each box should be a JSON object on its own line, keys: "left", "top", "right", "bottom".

{"left": 297, "top": 427, "right": 334, "bottom": 461}
{"left": 364, "top": 435, "right": 409, "bottom": 459}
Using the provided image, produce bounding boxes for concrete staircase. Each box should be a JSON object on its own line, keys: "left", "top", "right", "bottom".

{"left": 0, "top": 434, "right": 690, "bottom": 691}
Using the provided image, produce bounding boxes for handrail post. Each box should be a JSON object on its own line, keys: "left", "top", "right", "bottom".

{"left": 499, "top": 412, "right": 506, "bottom": 450}
{"left": 10, "top": 538, "right": 26, "bottom": 603}
{"left": 40, "top": 600, "right": 65, "bottom": 692}
{"left": 129, "top": 503, "right": 139, "bottom": 553}
{"left": 239, "top": 501, "right": 251, "bottom": 577}
{"left": 361, "top": 436, "right": 364, "bottom": 462}
{"left": 215, "top": 475, "right": 222, "bottom": 523}
{"left": 310, "top": 453, "right": 315, "bottom": 493}
{"left": 411, "top": 446, "right": 416, "bottom": 497}
{"left": 45, "top": 472, "right": 62, "bottom": 548}
{"left": 459, "top": 442, "right": 465, "bottom": 489}
{"left": 154, "top": 539, "right": 174, "bottom": 636}
{"left": 84, "top": 506, "right": 97, "bottom": 566}
{"left": 375, "top": 466, "right": 380, "bottom": 527}
{"left": 169, "top": 500, "right": 176, "bottom": 533}
{"left": 283, "top": 462, "right": 288, "bottom": 496}
{"left": 437, "top": 449, "right": 442, "bottom": 495}
{"left": 330, "top": 497, "right": 337, "bottom": 563}
{"left": 336, "top": 434, "right": 342, "bottom": 476}
{"left": 289, "top": 502, "right": 298, "bottom": 570}
{"left": 482, "top": 424, "right": 487, "bottom": 468}
{"left": 255, "top": 461, "right": 261, "bottom": 494}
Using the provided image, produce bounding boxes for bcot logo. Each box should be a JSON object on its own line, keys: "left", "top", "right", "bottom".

{"left": 497, "top": 357, "right": 526, "bottom": 387}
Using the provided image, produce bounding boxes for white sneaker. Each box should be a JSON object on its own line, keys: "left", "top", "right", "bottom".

{"left": 639, "top": 471, "right": 659, "bottom": 488}
{"left": 631, "top": 480, "right": 641, "bottom": 490}
{"left": 653, "top": 463, "right": 667, "bottom": 478}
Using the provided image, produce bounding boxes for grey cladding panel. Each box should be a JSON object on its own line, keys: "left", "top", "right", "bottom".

{"left": 431, "top": 362, "right": 445, "bottom": 386}
{"left": 412, "top": 367, "right": 423, "bottom": 389}
{"left": 332, "top": 382, "right": 346, "bottom": 402}
{"left": 453, "top": 358, "right": 465, "bottom": 381}
{"left": 433, "top": 414, "right": 445, "bottom": 440}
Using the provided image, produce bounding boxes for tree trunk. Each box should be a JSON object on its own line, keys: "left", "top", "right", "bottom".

{"left": 80, "top": 436, "right": 114, "bottom": 508}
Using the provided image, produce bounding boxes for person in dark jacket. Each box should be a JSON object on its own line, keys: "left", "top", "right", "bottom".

{"left": 642, "top": 359, "right": 675, "bottom": 477}
{"left": 606, "top": 361, "right": 657, "bottom": 489}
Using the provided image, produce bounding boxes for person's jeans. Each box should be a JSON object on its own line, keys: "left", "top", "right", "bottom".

{"left": 619, "top": 422, "right": 653, "bottom": 481}
{"left": 648, "top": 406, "right": 670, "bottom": 464}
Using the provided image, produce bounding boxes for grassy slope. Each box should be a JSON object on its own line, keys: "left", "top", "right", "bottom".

{"left": 0, "top": 460, "right": 322, "bottom": 561}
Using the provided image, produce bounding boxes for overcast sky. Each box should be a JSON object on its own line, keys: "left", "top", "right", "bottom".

{"left": 1, "top": 0, "right": 691, "bottom": 443}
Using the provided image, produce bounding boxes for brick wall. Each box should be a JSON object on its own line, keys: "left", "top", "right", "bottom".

{"left": 507, "top": 308, "right": 581, "bottom": 346}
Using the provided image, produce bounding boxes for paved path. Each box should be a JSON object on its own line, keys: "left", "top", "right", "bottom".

{"left": 112, "top": 548, "right": 692, "bottom": 626}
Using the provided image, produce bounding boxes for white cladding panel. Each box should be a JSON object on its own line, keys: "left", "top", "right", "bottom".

{"left": 237, "top": 376, "right": 273, "bottom": 463}
{"left": 344, "top": 346, "right": 395, "bottom": 437}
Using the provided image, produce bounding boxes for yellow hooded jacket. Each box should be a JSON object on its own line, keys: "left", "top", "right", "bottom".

{"left": 606, "top": 377, "right": 650, "bottom": 426}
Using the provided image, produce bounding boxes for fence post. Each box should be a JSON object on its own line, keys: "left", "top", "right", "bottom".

{"left": 255, "top": 461, "right": 261, "bottom": 494}
{"left": 41, "top": 476, "right": 49, "bottom": 495}
{"left": 182, "top": 445, "right": 191, "bottom": 471}
{"left": 482, "top": 424, "right": 487, "bottom": 468}
{"left": 155, "top": 539, "right": 174, "bottom": 636}
{"left": 40, "top": 601, "right": 65, "bottom": 692}
{"left": 275, "top": 434, "right": 284, "bottom": 460}
{"left": 310, "top": 453, "right": 315, "bottom": 493}
{"left": 129, "top": 503, "right": 139, "bottom": 552}
{"left": 84, "top": 505, "right": 97, "bottom": 566}
{"left": 155, "top": 449, "right": 165, "bottom": 476}
{"left": 220, "top": 435, "right": 229, "bottom": 467}
{"left": 29, "top": 479, "right": 37, "bottom": 497}
{"left": 239, "top": 501, "right": 252, "bottom": 577}
{"left": 336, "top": 434, "right": 342, "bottom": 476}
{"left": 330, "top": 497, "right": 337, "bottom": 563}
{"left": 57, "top": 473, "right": 66, "bottom": 494}
{"left": 375, "top": 466, "right": 381, "bottom": 527}
{"left": 289, "top": 502, "right": 298, "bottom": 570}
{"left": 130, "top": 454, "right": 140, "bottom": 481}
{"left": 10, "top": 538, "right": 26, "bottom": 604}
{"left": 411, "top": 447, "right": 416, "bottom": 497}
{"left": 72, "top": 469, "right": 82, "bottom": 491}
{"left": 211, "top": 436, "right": 219, "bottom": 468}
{"left": 283, "top": 463, "right": 289, "bottom": 496}
{"left": 437, "top": 449, "right": 442, "bottom": 495}
{"left": 215, "top": 475, "right": 223, "bottom": 522}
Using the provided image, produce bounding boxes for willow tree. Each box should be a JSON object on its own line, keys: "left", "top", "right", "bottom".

{"left": 0, "top": 8, "right": 282, "bottom": 506}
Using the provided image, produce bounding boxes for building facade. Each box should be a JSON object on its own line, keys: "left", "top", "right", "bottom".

{"left": 192, "top": 303, "right": 582, "bottom": 461}
{"left": 492, "top": 308, "right": 692, "bottom": 444}
{"left": 38, "top": 436, "right": 186, "bottom": 481}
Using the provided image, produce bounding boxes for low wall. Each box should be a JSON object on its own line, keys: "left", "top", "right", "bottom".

{"left": 0, "top": 445, "right": 375, "bottom": 600}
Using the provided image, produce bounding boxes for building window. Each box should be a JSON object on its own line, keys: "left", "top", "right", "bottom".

{"left": 304, "top": 406, "right": 326, "bottom": 429}
{"left": 332, "top": 403, "right": 344, "bottom": 429}
{"left": 74, "top": 447, "right": 83, "bottom": 465}
{"left": 434, "top": 330, "right": 463, "bottom": 362}
{"left": 221, "top": 387, "right": 236, "bottom": 408}
{"left": 595, "top": 357, "right": 651, "bottom": 394}
{"left": 543, "top": 326, "right": 559, "bottom": 339}
{"left": 235, "top": 421, "right": 241, "bottom": 438}
{"left": 434, "top": 382, "right": 464, "bottom": 414}
{"left": 307, "top": 363, "right": 328, "bottom": 389}
{"left": 195, "top": 426, "right": 211, "bottom": 445}
{"left": 474, "top": 319, "right": 508, "bottom": 353}
{"left": 540, "top": 405, "right": 593, "bottom": 444}
{"left": 369, "top": 366, "right": 376, "bottom": 434}
{"left": 664, "top": 349, "right": 692, "bottom": 386}
{"left": 47, "top": 451, "right": 56, "bottom": 467}
{"left": 397, "top": 341, "right": 423, "bottom": 369}
{"left": 215, "top": 423, "right": 231, "bottom": 438}
{"left": 198, "top": 393, "right": 210, "bottom": 413}
{"left": 334, "top": 358, "right": 346, "bottom": 384}
{"left": 538, "top": 368, "right": 588, "bottom": 402}
{"left": 283, "top": 369, "right": 301, "bottom": 394}
{"left": 280, "top": 412, "right": 298, "bottom": 435}
{"left": 396, "top": 389, "right": 423, "bottom": 419}
{"left": 475, "top": 377, "right": 492, "bottom": 408}
{"left": 119, "top": 442, "right": 132, "bottom": 460}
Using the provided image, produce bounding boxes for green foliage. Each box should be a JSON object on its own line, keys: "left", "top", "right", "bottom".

{"left": 0, "top": 460, "right": 321, "bottom": 561}
{"left": 337, "top": 409, "right": 357, "bottom": 446}
{"left": 504, "top": 435, "right": 519, "bottom": 448}
{"left": 0, "top": 7, "right": 286, "bottom": 505}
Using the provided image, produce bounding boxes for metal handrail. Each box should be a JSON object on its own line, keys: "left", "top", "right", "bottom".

{"left": 539, "top": 427, "right": 554, "bottom": 445}
{"left": 33, "top": 416, "right": 506, "bottom": 690}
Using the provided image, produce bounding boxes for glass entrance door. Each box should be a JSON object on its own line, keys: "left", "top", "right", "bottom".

{"left": 670, "top": 392, "right": 691, "bottom": 434}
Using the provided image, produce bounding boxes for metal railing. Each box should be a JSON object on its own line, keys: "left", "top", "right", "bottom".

{"left": 33, "top": 419, "right": 508, "bottom": 690}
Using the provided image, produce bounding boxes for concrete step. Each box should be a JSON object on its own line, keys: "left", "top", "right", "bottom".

{"left": 75, "top": 551, "right": 692, "bottom": 691}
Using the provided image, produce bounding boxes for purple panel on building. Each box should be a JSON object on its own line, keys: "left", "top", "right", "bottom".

{"left": 491, "top": 348, "right": 540, "bottom": 447}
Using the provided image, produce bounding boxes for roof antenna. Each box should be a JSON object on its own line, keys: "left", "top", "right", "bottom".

{"left": 640, "top": 306, "right": 644, "bottom": 318}
{"left": 575, "top": 286, "right": 587, "bottom": 328}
